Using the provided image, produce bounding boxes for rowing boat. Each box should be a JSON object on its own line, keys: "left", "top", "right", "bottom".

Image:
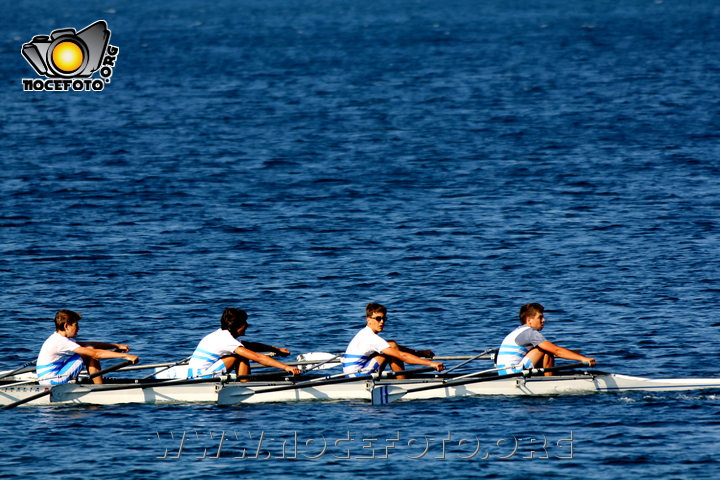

{"left": 2, "top": 370, "right": 719, "bottom": 407}
{"left": 218, "top": 371, "right": 720, "bottom": 405}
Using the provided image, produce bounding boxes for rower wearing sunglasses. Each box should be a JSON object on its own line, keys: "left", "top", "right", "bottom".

{"left": 342, "top": 302, "right": 444, "bottom": 379}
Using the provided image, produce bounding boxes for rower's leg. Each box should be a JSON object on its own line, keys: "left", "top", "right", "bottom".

{"left": 222, "top": 355, "right": 251, "bottom": 382}
{"left": 386, "top": 341, "right": 407, "bottom": 379}
{"left": 369, "top": 355, "right": 389, "bottom": 373}
{"left": 541, "top": 353, "right": 554, "bottom": 376}
{"left": 81, "top": 355, "right": 104, "bottom": 384}
{"left": 237, "top": 357, "right": 250, "bottom": 378}
{"left": 524, "top": 348, "right": 556, "bottom": 376}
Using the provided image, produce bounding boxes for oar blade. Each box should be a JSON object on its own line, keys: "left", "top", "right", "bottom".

{"left": 371, "top": 385, "right": 407, "bottom": 405}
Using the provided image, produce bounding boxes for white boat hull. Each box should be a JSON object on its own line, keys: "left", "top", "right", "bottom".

{"left": 371, "top": 373, "right": 720, "bottom": 405}
{"left": 220, "top": 373, "right": 720, "bottom": 405}
{"left": 0, "top": 383, "right": 221, "bottom": 406}
{"left": 2, "top": 373, "right": 719, "bottom": 407}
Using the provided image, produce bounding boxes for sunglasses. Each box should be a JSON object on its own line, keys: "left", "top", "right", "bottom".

{"left": 368, "top": 316, "right": 387, "bottom": 322}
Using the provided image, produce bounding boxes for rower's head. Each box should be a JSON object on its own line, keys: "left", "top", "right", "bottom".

{"left": 55, "top": 309, "right": 81, "bottom": 336}
{"left": 519, "top": 303, "right": 545, "bottom": 330}
{"left": 221, "top": 307, "right": 249, "bottom": 336}
{"left": 366, "top": 302, "right": 388, "bottom": 333}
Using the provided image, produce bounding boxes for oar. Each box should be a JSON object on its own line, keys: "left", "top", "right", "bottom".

{"left": 263, "top": 365, "right": 436, "bottom": 393}
{"left": 430, "top": 354, "right": 495, "bottom": 361}
{"left": 2, "top": 359, "right": 134, "bottom": 410}
{"left": 298, "top": 352, "right": 343, "bottom": 374}
{"left": 250, "top": 352, "right": 344, "bottom": 370}
{"left": 138, "top": 355, "right": 192, "bottom": 380}
{"left": 111, "top": 361, "right": 191, "bottom": 373}
{"left": 48, "top": 369, "right": 294, "bottom": 403}
{"left": 441, "top": 349, "right": 496, "bottom": 374}
{"left": 105, "top": 352, "right": 344, "bottom": 378}
{"left": 109, "top": 352, "right": 324, "bottom": 375}
{"left": 248, "top": 353, "right": 492, "bottom": 370}
{"left": 49, "top": 352, "right": 337, "bottom": 402}
{"left": 217, "top": 365, "right": 437, "bottom": 406}
{"left": 113, "top": 356, "right": 321, "bottom": 373}
{"left": 1, "top": 370, "right": 85, "bottom": 389}
{"left": 371, "top": 361, "right": 592, "bottom": 405}
{"left": 0, "top": 360, "right": 37, "bottom": 381}
{"left": 441, "top": 363, "right": 519, "bottom": 383}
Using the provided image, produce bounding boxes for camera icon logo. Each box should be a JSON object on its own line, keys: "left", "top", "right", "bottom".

{"left": 22, "top": 20, "right": 110, "bottom": 78}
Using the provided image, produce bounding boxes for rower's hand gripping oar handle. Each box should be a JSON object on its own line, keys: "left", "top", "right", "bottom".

{"left": 1, "top": 359, "right": 134, "bottom": 410}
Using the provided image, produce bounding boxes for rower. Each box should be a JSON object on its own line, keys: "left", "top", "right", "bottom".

{"left": 342, "top": 303, "right": 444, "bottom": 379}
{"left": 37, "top": 310, "right": 139, "bottom": 385}
{"left": 496, "top": 303, "right": 596, "bottom": 376}
{"left": 186, "top": 308, "right": 301, "bottom": 381}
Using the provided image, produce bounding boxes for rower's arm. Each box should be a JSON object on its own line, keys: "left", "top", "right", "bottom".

{"left": 73, "top": 346, "right": 138, "bottom": 364}
{"left": 397, "top": 345, "right": 435, "bottom": 358}
{"left": 538, "top": 341, "right": 596, "bottom": 366}
{"left": 381, "top": 347, "right": 445, "bottom": 371}
{"left": 77, "top": 341, "right": 129, "bottom": 352}
{"left": 233, "top": 346, "right": 300, "bottom": 375}
{"left": 241, "top": 341, "right": 290, "bottom": 357}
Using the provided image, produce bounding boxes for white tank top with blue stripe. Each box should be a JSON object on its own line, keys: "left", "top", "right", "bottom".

{"left": 187, "top": 329, "right": 243, "bottom": 372}
{"left": 342, "top": 326, "right": 391, "bottom": 374}
{"left": 495, "top": 325, "right": 547, "bottom": 374}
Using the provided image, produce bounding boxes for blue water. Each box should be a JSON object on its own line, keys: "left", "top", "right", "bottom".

{"left": 1, "top": 0, "right": 720, "bottom": 478}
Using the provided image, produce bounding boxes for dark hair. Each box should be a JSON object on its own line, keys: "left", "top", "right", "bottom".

{"left": 366, "top": 302, "right": 387, "bottom": 318}
{"left": 519, "top": 303, "right": 544, "bottom": 325}
{"left": 55, "top": 309, "right": 82, "bottom": 331}
{"left": 220, "top": 307, "right": 248, "bottom": 331}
